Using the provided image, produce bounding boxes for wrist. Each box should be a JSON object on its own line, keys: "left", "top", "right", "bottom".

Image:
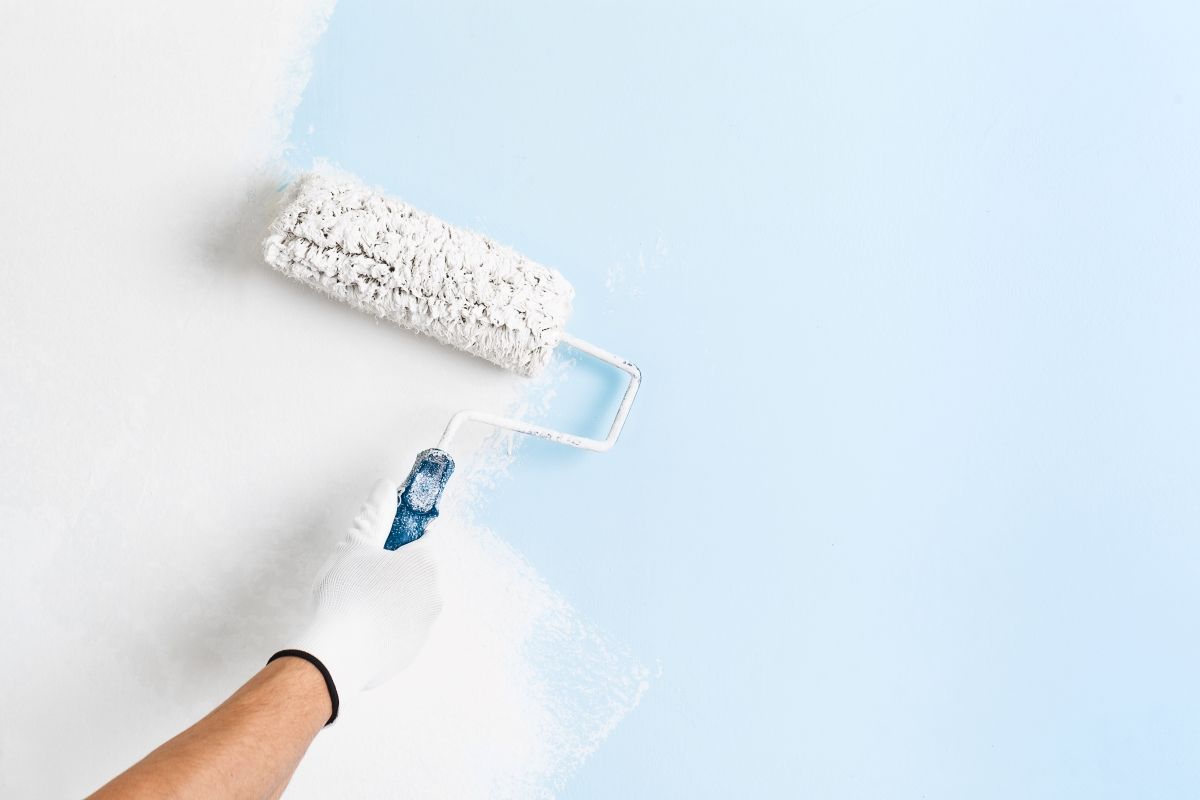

{"left": 266, "top": 651, "right": 339, "bottom": 725}
{"left": 283, "top": 612, "right": 378, "bottom": 722}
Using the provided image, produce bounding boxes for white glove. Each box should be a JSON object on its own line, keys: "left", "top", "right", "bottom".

{"left": 275, "top": 478, "right": 443, "bottom": 723}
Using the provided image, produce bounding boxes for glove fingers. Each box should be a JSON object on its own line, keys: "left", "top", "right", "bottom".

{"left": 350, "top": 477, "right": 400, "bottom": 547}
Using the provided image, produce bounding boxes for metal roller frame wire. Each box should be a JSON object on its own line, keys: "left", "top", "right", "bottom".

{"left": 436, "top": 333, "right": 641, "bottom": 453}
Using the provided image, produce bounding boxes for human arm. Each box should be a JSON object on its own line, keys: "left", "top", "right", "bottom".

{"left": 87, "top": 478, "right": 442, "bottom": 799}
{"left": 88, "top": 656, "right": 329, "bottom": 799}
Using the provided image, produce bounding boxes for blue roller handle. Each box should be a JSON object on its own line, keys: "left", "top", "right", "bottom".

{"left": 384, "top": 448, "right": 455, "bottom": 550}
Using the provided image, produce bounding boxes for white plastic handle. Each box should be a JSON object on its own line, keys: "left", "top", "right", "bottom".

{"left": 436, "top": 333, "right": 642, "bottom": 453}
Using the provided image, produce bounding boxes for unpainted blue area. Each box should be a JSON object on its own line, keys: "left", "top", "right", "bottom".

{"left": 292, "top": 2, "right": 1200, "bottom": 796}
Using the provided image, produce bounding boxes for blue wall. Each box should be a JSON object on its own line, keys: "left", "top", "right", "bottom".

{"left": 292, "top": 2, "right": 1200, "bottom": 795}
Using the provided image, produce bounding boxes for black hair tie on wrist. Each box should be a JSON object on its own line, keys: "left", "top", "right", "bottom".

{"left": 268, "top": 649, "right": 340, "bottom": 725}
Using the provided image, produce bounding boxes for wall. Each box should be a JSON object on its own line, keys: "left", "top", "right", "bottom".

{"left": 5, "top": 1, "right": 1200, "bottom": 798}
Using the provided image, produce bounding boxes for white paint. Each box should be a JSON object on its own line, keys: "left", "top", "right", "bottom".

{"left": 0, "top": 2, "right": 644, "bottom": 797}
{"left": 604, "top": 236, "right": 668, "bottom": 298}
{"left": 297, "top": 494, "right": 650, "bottom": 797}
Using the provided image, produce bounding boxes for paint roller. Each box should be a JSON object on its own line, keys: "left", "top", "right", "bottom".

{"left": 262, "top": 170, "right": 641, "bottom": 548}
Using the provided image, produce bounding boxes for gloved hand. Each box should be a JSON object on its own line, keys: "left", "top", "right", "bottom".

{"left": 272, "top": 478, "right": 443, "bottom": 724}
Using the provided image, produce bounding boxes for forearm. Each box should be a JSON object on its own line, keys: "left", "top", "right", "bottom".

{"left": 89, "top": 657, "right": 330, "bottom": 800}
{"left": 87, "top": 478, "right": 441, "bottom": 798}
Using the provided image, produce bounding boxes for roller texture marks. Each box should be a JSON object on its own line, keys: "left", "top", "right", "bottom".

{"left": 263, "top": 171, "right": 573, "bottom": 376}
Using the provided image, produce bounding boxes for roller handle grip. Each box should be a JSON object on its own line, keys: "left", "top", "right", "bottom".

{"left": 384, "top": 448, "right": 455, "bottom": 550}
